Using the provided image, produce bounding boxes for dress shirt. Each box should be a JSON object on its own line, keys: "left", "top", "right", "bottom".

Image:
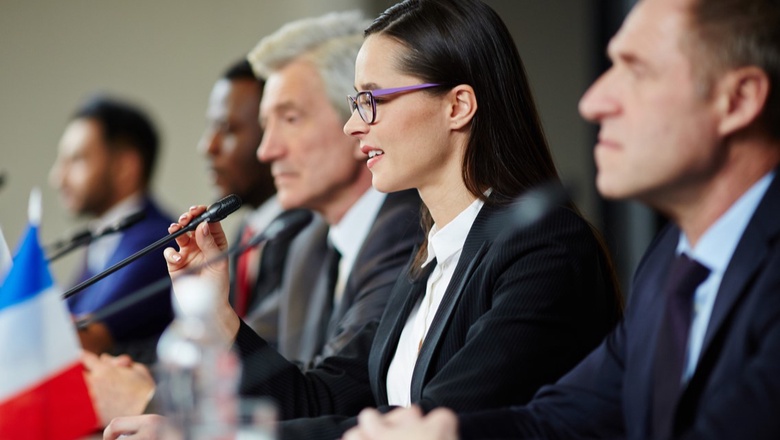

{"left": 244, "top": 195, "right": 283, "bottom": 234}
{"left": 239, "top": 196, "right": 284, "bottom": 296}
{"left": 86, "top": 192, "right": 144, "bottom": 275}
{"left": 328, "top": 187, "right": 386, "bottom": 307}
{"left": 678, "top": 171, "right": 774, "bottom": 380}
{"left": 386, "top": 196, "right": 485, "bottom": 407}
{"left": 233, "top": 197, "right": 283, "bottom": 315}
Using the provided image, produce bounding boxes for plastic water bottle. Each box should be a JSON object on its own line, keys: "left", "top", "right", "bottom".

{"left": 156, "top": 276, "right": 240, "bottom": 440}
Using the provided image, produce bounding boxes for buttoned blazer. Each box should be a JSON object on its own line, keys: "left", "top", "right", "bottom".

{"left": 235, "top": 199, "right": 621, "bottom": 440}
{"left": 462, "top": 173, "right": 780, "bottom": 440}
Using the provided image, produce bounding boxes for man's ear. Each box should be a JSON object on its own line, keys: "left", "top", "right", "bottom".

{"left": 715, "top": 66, "right": 770, "bottom": 137}
{"left": 111, "top": 147, "right": 144, "bottom": 188}
{"left": 447, "top": 84, "right": 477, "bottom": 130}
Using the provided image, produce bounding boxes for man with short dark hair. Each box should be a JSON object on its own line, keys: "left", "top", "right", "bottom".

{"left": 344, "top": 0, "right": 780, "bottom": 438}
{"left": 50, "top": 95, "right": 174, "bottom": 364}
{"left": 198, "top": 58, "right": 330, "bottom": 357}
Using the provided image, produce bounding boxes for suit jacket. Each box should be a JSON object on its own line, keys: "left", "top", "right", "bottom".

{"left": 234, "top": 190, "right": 421, "bottom": 370}
{"left": 228, "top": 196, "right": 288, "bottom": 347}
{"left": 66, "top": 196, "right": 174, "bottom": 363}
{"left": 460, "top": 174, "right": 780, "bottom": 440}
{"left": 235, "top": 199, "right": 621, "bottom": 440}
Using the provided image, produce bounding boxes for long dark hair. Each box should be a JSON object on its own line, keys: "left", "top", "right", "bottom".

{"left": 367, "top": 0, "right": 557, "bottom": 205}
{"left": 367, "top": 0, "right": 556, "bottom": 268}
{"left": 367, "top": 0, "right": 623, "bottom": 309}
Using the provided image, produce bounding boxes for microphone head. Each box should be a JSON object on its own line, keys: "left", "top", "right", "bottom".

{"left": 487, "top": 181, "right": 570, "bottom": 236}
{"left": 115, "top": 210, "right": 146, "bottom": 230}
{"left": 249, "top": 209, "right": 313, "bottom": 247}
{"left": 205, "top": 194, "right": 243, "bottom": 222}
{"left": 101, "top": 210, "right": 146, "bottom": 236}
{"left": 511, "top": 181, "right": 569, "bottom": 227}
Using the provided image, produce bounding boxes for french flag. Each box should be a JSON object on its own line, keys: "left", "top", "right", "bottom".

{"left": 0, "top": 190, "right": 98, "bottom": 439}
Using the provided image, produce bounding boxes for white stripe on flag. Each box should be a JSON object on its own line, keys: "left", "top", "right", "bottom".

{"left": 0, "top": 225, "right": 11, "bottom": 282}
{"left": 0, "top": 284, "right": 82, "bottom": 399}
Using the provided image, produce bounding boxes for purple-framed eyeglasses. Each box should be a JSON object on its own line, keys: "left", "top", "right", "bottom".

{"left": 347, "top": 83, "right": 440, "bottom": 124}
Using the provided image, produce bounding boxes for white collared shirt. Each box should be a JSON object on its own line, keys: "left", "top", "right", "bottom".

{"left": 678, "top": 171, "right": 774, "bottom": 381}
{"left": 86, "top": 192, "right": 145, "bottom": 274}
{"left": 386, "top": 196, "right": 485, "bottom": 407}
{"left": 328, "top": 187, "right": 386, "bottom": 307}
{"left": 244, "top": 195, "right": 283, "bottom": 234}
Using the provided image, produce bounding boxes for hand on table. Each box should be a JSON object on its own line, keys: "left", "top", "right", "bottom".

{"left": 342, "top": 406, "right": 459, "bottom": 440}
{"left": 82, "top": 351, "right": 155, "bottom": 427}
{"left": 103, "top": 414, "right": 170, "bottom": 440}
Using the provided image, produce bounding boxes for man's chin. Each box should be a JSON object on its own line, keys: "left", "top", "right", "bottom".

{"left": 595, "top": 178, "right": 629, "bottom": 201}
{"left": 276, "top": 192, "right": 306, "bottom": 212}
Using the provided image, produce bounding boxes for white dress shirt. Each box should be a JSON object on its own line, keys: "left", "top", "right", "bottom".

{"left": 328, "top": 187, "right": 386, "bottom": 307}
{"left": 386, "top": 196, "right": 485, "bottom": 407}
{"left": 86, "top": 192, "right": 145, "bottom": 274}
{"left": 244, "top": 195, "right": 283, "bottom": 234}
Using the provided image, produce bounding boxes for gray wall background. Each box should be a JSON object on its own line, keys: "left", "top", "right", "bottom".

{"left": 0, "top": 1, "right": 604, "bottom": 286}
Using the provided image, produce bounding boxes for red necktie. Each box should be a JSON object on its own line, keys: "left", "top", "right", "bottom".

{"left": 234, "top": 226, "right": 260, "bottom": 318}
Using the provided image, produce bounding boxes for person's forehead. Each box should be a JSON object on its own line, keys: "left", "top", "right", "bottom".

{"left": 262, "top": 61, "right": 331, "bottom": 112}
{"left": 209, "top": 78, "right": 257, "bottom": 108}
{"left": 354, "top": 35, "right": 405, "bottom": 87}
{"left": 609, "top": 0, "right": 693, "bottom": 62}
{"left": 59, "top": 119, "right": 104, "bottom": 154}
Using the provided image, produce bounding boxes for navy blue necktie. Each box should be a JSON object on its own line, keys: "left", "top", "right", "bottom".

{"left": 324, "top": 242, "right": 341, "bottom": 306}
{"left": 652, "top": 253, "right": 710, "bottom": 438}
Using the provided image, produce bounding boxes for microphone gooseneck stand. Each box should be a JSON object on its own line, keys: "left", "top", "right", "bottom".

{"left": 74, "top": 208, "right": 313, "bottom": 329}
{"left": 62, "top": 194, "right": 242, "bottom": 300}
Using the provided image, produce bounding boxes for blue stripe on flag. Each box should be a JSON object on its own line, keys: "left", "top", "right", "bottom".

{"left": 0, "top": 225, "right": 54, "bottom": 311}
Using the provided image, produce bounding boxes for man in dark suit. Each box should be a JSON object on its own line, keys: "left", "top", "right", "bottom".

{"left": 49, "top": 95, "right": 174, "bottom": 364}
{"left": 245, "top": 10, "right": 423, "bottom": 370}
{"left": 342, "top": 0, "right": 780, "bottom": 438}
{"left": 198, "top": 58, "right": 310, "bottom": 348}
{"left": 92, "top": 11, "right": 423, "bottom": 431}
{"left": 150, "top": 6, "right": 622, "bottom": 440}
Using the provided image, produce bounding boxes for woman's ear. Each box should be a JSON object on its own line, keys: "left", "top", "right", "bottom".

{"left": 447, "top": 84, "right": 477, "bottom": 130}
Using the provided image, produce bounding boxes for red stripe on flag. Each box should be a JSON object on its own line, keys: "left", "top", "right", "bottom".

{"left": 0, "top": 362, "right": 98, "bottom": 440}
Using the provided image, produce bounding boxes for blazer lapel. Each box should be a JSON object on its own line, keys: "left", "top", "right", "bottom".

{"left": 330, "top": 190, "right": 421, "bottom": 336}
{"left": 696, "top": 174, "right": 780, "bottom": 368}
{"left": 368, "top": 256, "right": 434, "bottom": 405}
{"left": 628, "top": 226, "right": 678, "bottom": 433}
{"left": 408, "top": 203, "right": 498, "bottom": 400}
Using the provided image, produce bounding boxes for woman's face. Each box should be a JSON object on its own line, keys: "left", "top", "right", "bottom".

{"left": 344, "top": 35, "right": 463, "bottom": 195}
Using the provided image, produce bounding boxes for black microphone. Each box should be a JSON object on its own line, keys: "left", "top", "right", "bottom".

{"left": 74, "top": 208, "right": 314, "bottom": 329}
{"left": 486, "top": 181, "right": 570, "bottom": 237}
{"left": 47, "top": 211, "right": 147, "bottom": 262}
{"left": 100, "top": 210, "right": 147, "bottom": 236}
{"left": 244, "top": 208, "right": 313, "bottom": 248}
{"left": 62, "top": 194, "right": 242, "bottom": 300}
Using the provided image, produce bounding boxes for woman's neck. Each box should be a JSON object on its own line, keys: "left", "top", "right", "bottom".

{"left": 419, "top": 179, "right": 479, "bottom": 229}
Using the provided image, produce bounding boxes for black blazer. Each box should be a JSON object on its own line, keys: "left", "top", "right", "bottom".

{"left": 459, "top": 174, "right": 780, "bottom": 440}
{"left": 311, "top": 189, "right": 426, "bottom": 366}
{"left": 235, "top": 200, "right": 621, "bottom": 440}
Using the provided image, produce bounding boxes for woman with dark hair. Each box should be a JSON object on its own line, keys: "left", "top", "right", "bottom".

{"left": 105, "top": 1, "right": 622, "bottom": 439}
